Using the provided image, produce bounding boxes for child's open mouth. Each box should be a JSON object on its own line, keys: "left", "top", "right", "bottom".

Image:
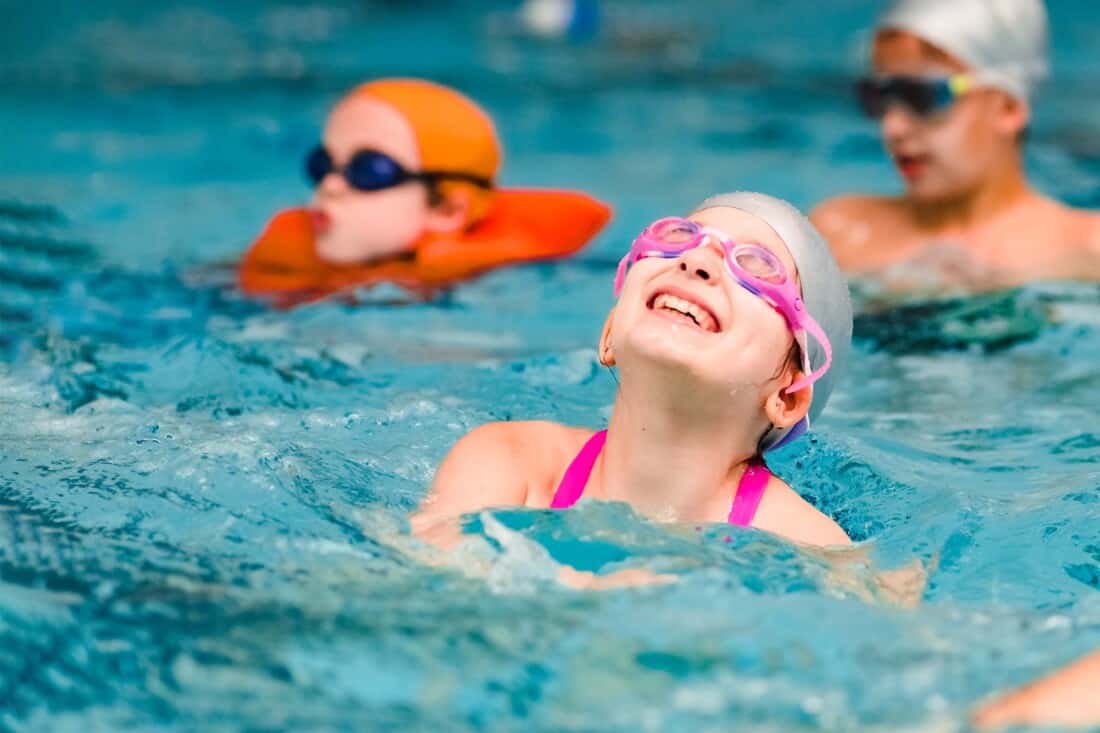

{"left": 308, "top": 209, "right": 332, "bottom": 233}
{"left": 648, "top": 291, "right": 719, "bottom": 333}
{"left": 894, "top": 153, "right": 930, "bottom": 180}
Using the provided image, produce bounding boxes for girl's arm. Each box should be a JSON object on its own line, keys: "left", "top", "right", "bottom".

{"left": 411, "top": 422, "right": 533, "bottom": 549}
{"left": 972, "top": 650, "right": 1100, "bottom": 729}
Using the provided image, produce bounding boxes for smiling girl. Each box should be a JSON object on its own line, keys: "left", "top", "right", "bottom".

{"left": 414, "top": 192, "right": 853, "bottom": 549}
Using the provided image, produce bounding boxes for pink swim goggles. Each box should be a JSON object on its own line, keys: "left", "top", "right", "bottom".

{"left": 614, "top": 217, "right": 833, "bottom": 394}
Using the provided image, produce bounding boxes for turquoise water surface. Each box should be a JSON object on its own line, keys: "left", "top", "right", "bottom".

{"left": 2, "top": 1, "right": 1100, "bottom": 730}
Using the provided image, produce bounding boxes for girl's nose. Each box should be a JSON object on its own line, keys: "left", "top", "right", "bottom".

{"left": 678, "top": 240, "right": 725, "bottom": 285}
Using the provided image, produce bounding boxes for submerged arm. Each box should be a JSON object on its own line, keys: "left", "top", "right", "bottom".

{"left": 972, "top": 650, "right": 1100, "bottom": 729}
{"left": 411, "top": 422, "right": 532, "bottom": 549}
{"left": 411, "top": 423, "right": 673, "bottom": 589}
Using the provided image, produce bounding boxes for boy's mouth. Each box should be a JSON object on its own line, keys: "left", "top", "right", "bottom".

{"left": 894, "top": 153, "right": 930, "bottom": 180}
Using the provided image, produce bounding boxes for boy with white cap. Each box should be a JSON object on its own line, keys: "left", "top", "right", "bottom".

{"left": 812, "top": 0, "right": 1100, "bottom": 292}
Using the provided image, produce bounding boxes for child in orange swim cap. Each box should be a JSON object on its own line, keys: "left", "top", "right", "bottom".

{"left": 310, "top": 79, "right": 499, "bottom": 265}
{"left": 239, "top": 79, "right": 611, "bottom": 306}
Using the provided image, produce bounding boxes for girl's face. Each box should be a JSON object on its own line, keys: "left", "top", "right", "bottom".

{"left": 309, "top": 95, "right": 434, "bottom": 265}
{"left": 607, "top": 207, "right": 802, "bottom": 411}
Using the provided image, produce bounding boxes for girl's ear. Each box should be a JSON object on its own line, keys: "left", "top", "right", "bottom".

{"left": 764, "top": 371, "right": 812, "bottom": 431}
{"left": 598, "top": 310, "right": 616, "bottom": 367}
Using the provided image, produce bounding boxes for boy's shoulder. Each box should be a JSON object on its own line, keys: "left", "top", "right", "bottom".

{"left": 810, "top": 194, "right": 913, "bottom": 271}
{"left": 1017, "top": 195, "right": 1100, "bottom": 274}
{"left": 1063, "top": 201, "right": 1100, "bottom": 251}
{"left": 812, "top": 193, "right": 905, "bottom": 219}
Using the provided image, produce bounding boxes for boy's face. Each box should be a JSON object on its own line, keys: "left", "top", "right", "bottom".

{"left": 871, "top": 30, "right": 1027, "bottom": 202}
{"left": 309, "top": 96, "right": 433, "bottom": 265}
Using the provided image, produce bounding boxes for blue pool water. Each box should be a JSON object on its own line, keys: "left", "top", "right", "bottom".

{"left": 2, "top": 1, "right": 1100, "bottom": 730}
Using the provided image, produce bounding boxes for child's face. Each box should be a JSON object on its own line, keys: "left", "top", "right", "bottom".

{"left": 310, "top": 95, "right": 433, "bottom": 265}
{"left": 609, "top": 208, "right": 800, "bottom": 410}
{"left": 871, "top": 30, "right": 1025, "bottom": 202}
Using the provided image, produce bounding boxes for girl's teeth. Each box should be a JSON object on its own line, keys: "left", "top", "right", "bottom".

{"left": 654, "top": 294, "right": 715, "bottom": 332}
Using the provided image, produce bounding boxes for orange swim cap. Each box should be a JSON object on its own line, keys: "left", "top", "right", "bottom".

{"left": 349, "top": 78, "right": 501, "bottom": 223}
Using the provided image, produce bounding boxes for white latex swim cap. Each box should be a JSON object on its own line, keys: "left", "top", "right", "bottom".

{"left": 692, "top": 192, "right": 853, "bottom": 452}
{"left": 875, "top": 0, "right": 1050, "bottom": 101}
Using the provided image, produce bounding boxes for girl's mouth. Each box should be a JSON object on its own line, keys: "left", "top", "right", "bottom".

{"left": 647, "top": 291, "right": 719, "bottom": 333}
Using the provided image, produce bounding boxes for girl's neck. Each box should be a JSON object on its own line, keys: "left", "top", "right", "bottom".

{"left": 587, "top": 390, "right": 762, "bottom": 522}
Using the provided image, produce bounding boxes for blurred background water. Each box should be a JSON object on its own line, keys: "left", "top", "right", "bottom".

{"left": 1, "top": 1, "right": 1099, "bottom": 730}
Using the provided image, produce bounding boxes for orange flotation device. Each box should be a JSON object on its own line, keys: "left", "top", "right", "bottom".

{"left": 238, "top": 78, "right": 611, "bottom": 307}
{"left": 238, "top": 188, "right": 611, "bottom": 307}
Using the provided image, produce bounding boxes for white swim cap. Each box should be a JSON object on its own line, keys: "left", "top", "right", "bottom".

{"left": 874, "top": 0, "right": 1050, "bottom": 101}
{"left": 692, "top": 192, "right": 853, "bottom": 453}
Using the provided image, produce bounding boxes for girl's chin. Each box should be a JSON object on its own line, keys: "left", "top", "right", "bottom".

{"left": 621, "top": 341, "right": 709, "bottom": 378}
{"left": 620, "top": 340, "right": 762, "bottom": 390}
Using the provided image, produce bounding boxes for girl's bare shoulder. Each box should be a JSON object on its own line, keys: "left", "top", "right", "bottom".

{"left": 455, "top": 421, "right": 598, "bottom": 505}
{"left": 753, "top": 475, "right": 852, "bottom": 548}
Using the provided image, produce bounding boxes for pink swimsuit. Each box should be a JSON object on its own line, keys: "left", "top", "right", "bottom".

{"left": 549, "top": 430, "right": 771, "bottom": 526}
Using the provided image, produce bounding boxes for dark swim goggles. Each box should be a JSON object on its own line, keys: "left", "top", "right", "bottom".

{"left": 305, "top": 145, "right": 493, "bottom": 192}
{"left": 855, "top": 74, "right": 974, "bottom": 118}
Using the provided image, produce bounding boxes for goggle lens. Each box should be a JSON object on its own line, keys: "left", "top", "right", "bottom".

{"left": 344, "top": 150, "right": 405, "bottom": 191}
{"left": 305, "top": 145, "right": 409, "bottom": 191}
{"left": 856, "top": 76, "right": 951, "bottom": 118}
{"left": 732, "top": 247, "right": 786, "bottom": 284}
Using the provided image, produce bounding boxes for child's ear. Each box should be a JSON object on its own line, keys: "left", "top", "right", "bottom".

{"left": 424, "top": 188, "right": 471, "bottom": 234}
{"left": 997, "top": 92, "right": 1030, "bottom": 138}
{"left": 764, "top": 374, "right": 812, "bottom": 432}
{"left": 598, "top": 311, "right": 616, "bottom": 367}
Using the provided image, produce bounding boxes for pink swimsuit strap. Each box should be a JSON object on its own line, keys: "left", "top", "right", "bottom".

{"left": 550, "top": 429, "right": 607, "bottom": 509}
{"left": 725, "top": 461, "right": 770, "bottom": 527}
{"left": 549, "top": 429, "right": 771, "bottom": 527}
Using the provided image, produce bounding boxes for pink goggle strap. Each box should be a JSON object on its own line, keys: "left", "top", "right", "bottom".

{"left": 785, "top": 314, "right": 832, "bottom": 394}
{"left": 613, "top": 252, "right": 632, "bottom": 295}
